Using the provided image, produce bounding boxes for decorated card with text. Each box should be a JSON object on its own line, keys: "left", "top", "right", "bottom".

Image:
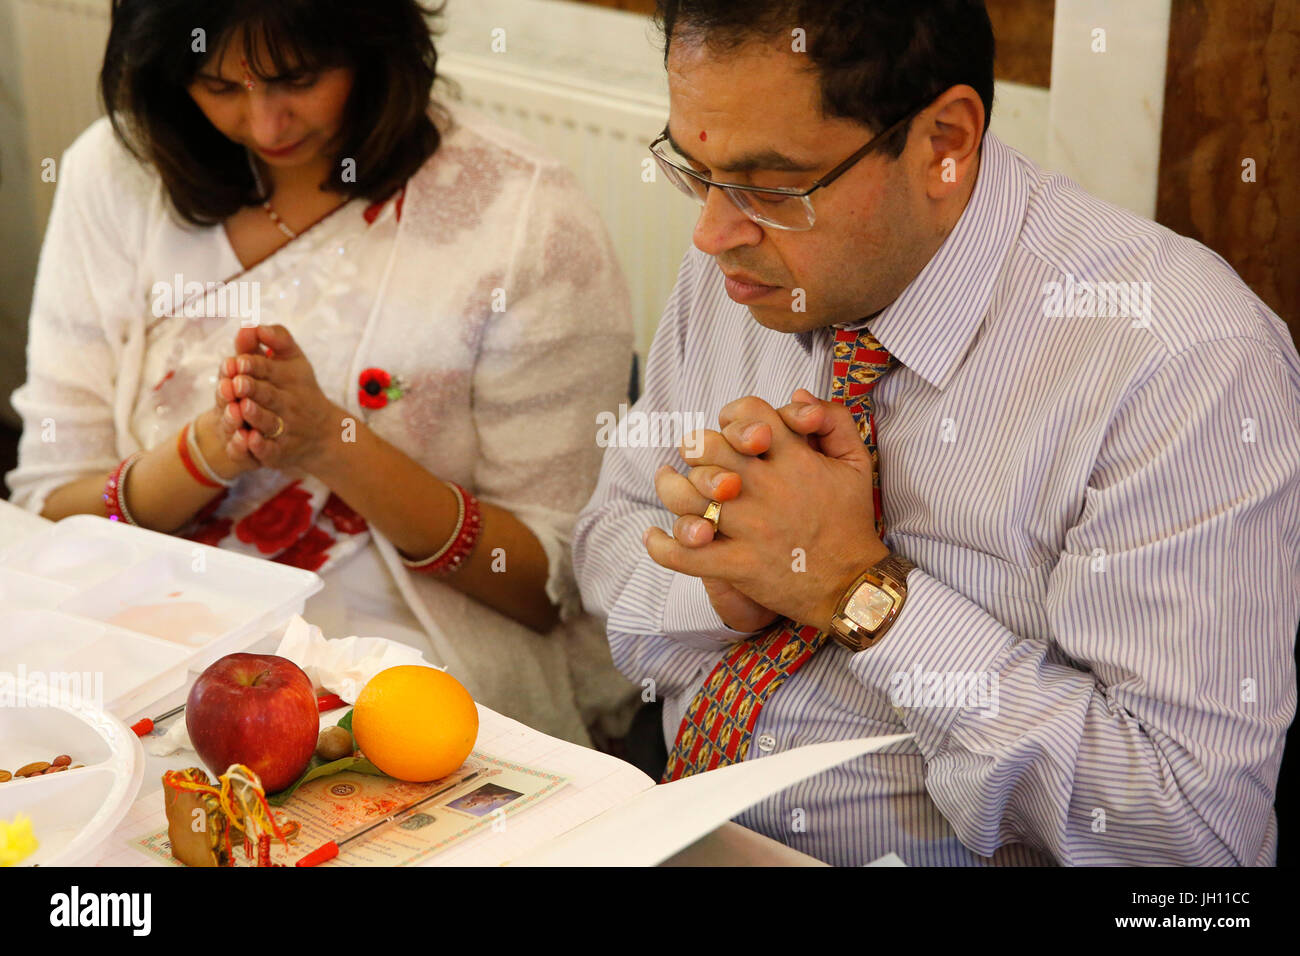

{"left": 125, "top": 752, "right": 568, "bottom": 867}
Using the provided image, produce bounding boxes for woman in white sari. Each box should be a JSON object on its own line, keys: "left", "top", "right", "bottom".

{"left": 6, "top": 0, "right": 639, "bottom": 747}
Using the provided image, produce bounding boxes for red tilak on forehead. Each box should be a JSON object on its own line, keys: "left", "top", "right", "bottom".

{"left": 699, "top": 130, "right": 707, "bottom": 141}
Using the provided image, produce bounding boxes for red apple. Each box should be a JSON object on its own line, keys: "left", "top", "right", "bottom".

{"left": 186, "top": 653, "right": 318, "bottom": 794}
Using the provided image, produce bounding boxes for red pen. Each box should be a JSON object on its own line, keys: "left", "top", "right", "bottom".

{"left": 132, "top": 693, "right": 348, "bottom": 736}
{"left": 130, "top": 703, "right": 184, "bottom": 736}
{"left": 296, "top": 770, "right": 480, "bottom": 867}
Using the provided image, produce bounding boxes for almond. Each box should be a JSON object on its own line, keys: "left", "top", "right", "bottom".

{"left": 0, "top": 770, "right": 11, "bottom": 782}
{"left": 15, "top": 761, "right": 50, "bottom": 777}
{"left": 51, "top": 755, "right": 71, "bottom": 767}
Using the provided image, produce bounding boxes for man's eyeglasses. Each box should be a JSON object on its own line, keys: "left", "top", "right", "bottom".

{"left": 648, "top": 102, "right": 928, "bottom": 231}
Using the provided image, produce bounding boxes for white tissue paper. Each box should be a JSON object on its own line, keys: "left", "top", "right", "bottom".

{"left": 144, "top": 712, "right": 196, "bottom": 757}
{"left": 275, "top": 614, "right": 435, "bottom": 701}
{"left": 143, "top": 614, "right": 435, "bottom": 757}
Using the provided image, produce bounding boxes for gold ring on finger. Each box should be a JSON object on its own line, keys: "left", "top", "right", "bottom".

{"left": 702, "top": 499, "right": 722, "bottom": 531}
{"left": 267, "top": 416, "right": 285, "bottom": 439}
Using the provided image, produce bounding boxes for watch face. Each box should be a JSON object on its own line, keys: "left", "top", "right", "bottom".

{"left": 846, "top": 583, "right": 893, "bottom": 630}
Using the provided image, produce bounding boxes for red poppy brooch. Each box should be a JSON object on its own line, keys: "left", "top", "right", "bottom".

{"left": 358, "top": 367, "right": 405, "bottom": 409}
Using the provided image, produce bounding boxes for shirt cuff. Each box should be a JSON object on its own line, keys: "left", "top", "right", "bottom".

{"left": 664, "top": 570, "right": 764, "bottom": 649}
{"left": 606, "top": 547, "right": 760, "bottom": 651}
{"left": 847, "top": 569, "right": 1018, "bottom": 753}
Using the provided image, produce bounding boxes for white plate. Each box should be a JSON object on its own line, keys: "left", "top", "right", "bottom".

{"left": 0, "top": 679, "right": 144, "bottom": 866}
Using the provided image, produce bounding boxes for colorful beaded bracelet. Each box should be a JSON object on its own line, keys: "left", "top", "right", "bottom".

{"left": 402, "top": 481, "right": 482, "bottom": 576}
{"left": 104, "top": 452, "right": 144, "bottom": 525}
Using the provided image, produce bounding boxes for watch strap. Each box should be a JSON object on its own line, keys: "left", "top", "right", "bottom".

{"left": 870, "top": 552, "right": 916, "bottom": 588}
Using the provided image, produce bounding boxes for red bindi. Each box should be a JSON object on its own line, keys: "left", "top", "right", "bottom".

{"left": 699, "top": 130, "right": 707, "bottom": 141}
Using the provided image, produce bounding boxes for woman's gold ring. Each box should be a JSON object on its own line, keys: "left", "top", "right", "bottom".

{"left": 267, "top": 416, "right": 285, "bottom": 440}
{"left": 702, "top": 499, "right": 722, "bottom": 531}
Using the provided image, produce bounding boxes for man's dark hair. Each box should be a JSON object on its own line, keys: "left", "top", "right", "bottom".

{"left": 655, "top": 0, "right": 994, "bottom": 157}
{"left": 101, "top": 0, "right": 446, "bottom": 226}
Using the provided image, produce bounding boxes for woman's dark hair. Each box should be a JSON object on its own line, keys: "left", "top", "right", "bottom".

{"left": 100, "top": 0, "right": 446, "bottom": 225}
{"left": 655, "top": 0, "right": 995, "bottom": 157}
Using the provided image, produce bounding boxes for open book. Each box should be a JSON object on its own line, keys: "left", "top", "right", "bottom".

{"left": 104, "top": 703, "right": 910, "bottom": 867}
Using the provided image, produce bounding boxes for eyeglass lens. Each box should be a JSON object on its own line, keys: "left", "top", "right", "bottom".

{"left": 653, "top": 151, "right": 812, "bottom": 229}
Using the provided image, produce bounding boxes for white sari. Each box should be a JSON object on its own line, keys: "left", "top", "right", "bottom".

{"left": 134, "top": 188, "right": 432, "bottom": 648}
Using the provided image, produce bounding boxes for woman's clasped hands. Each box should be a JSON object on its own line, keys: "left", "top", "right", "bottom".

{"left": 213, "top": 324, "right": 345, "bottom": 473}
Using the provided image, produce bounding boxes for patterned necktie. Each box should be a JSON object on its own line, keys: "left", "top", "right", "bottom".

{"left": 662, "top": 326, "right": 897, "bottom": 782}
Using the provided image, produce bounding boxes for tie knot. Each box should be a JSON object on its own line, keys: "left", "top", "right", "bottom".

{"left": 831, "top": 326, "right": 896, "bottom": 408}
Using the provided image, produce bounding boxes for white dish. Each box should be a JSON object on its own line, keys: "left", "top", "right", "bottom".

{"left": 0, "top": 679, "right": 144, "bottom": 866}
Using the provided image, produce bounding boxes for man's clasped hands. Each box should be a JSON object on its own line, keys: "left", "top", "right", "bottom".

{"left": 645, "top": 389, "right": 891, "bottom": 636}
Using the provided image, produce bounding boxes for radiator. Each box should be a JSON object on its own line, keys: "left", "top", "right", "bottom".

{"left": 438, "top": 53, "right": 695, "bottom": 364}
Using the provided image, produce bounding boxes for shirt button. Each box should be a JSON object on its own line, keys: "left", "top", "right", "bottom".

{"left": 757, "top": 733, "right": 777, "bottom": 753}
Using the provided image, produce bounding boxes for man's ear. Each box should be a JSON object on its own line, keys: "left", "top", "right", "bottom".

{"left": 918, "top": 84, "right": 984, "bottom": 201}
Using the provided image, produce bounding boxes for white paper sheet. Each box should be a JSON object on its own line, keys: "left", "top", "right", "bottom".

{"left": 509, "top": 733, "right": 913, "bottom": 866}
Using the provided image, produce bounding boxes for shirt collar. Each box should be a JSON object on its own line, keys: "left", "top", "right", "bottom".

{"left": 795, "top": 132, "right": 1028, "bottom": 392}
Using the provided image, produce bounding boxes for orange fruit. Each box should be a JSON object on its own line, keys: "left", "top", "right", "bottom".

{"left": 351, "top": 666, "right": 478, "bottom": 782}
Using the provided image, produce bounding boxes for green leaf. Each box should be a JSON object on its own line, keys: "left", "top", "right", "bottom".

{"left": 268, "top": 751, "right": 385, "bottom": 806}
{"left": 337, "top": 708, "right": 354, "bottom": 733}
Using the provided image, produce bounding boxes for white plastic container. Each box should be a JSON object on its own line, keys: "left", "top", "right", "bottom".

{"left": 0, "top": 679, "right": 145, "bottom": 866}
{"left": 0, "top": 567, "right": 75, "bottom": 611}
{"left": 0, "top": 515, "right": 323, "bottom": 719}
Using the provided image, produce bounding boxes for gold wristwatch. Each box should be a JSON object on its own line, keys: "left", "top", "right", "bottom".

{"left": 828, "top": 552, "right": 917, "bottom": 651}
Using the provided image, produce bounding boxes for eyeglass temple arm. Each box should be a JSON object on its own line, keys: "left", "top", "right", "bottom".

{"left": 809, "top": 102, "right": 929, "bottom": 189}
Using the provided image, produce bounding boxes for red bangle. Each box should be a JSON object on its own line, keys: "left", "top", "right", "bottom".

{"left": 104, "top": 452, "right": 143, "bottom": 524}
{"left": 403, "top": 482, "right": 482, "bottom": 576}
{"left": 177, "top": 422, "right": 222, "bottom": 489}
